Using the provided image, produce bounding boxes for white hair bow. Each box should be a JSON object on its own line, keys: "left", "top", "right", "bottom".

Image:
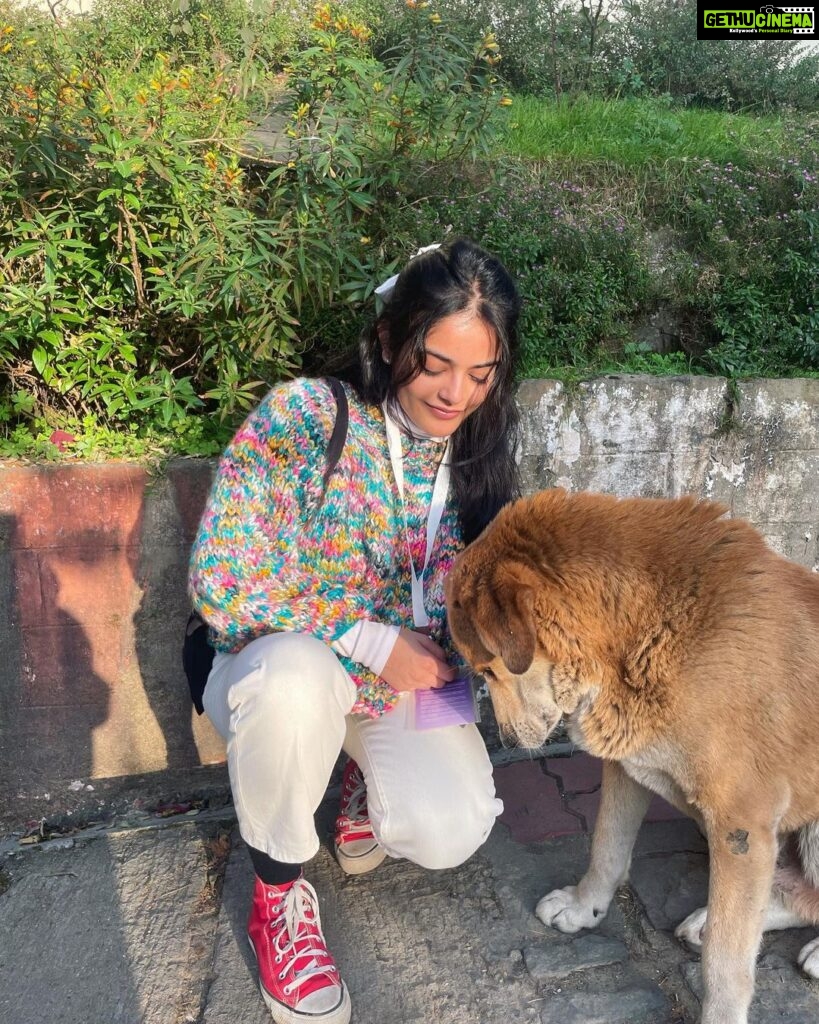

{"left": 374, "top": 243, "right": 442, "bottom": 306}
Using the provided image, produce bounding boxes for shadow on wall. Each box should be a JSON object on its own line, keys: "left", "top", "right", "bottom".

{"left": 0, "top": 462, "right": 222, "bottom": 803}
{"left": 0, "top": 510, "right": 111, "bottom": 799}
{"left": 130, "top": 464, "right": 207, "bottom": 770}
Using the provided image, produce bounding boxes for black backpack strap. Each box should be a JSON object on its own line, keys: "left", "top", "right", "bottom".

{"left": 323, "top": 376, "right": 349, "bottom": 492}
{"left": 182, "top": 611, "right": 212, "bottom": 715}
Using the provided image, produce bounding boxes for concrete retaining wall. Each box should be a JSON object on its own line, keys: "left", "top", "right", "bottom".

{"left": 1, "top": 375, "right": 817, "bottom": 813}
{"left": 518, "top": 376, "right": 819, "bottom": 566}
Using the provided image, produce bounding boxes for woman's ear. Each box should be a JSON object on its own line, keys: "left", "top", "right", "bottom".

{"left": 377, "top": 321, "right": 390, "bottom": 363}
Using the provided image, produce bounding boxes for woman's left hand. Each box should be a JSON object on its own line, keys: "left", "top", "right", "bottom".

{"left": 380, "top": 627, "right": 456, "bottom": 692}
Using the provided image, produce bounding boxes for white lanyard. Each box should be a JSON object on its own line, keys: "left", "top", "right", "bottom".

{"left": 383, "top": 404, "right": 452, "bottom": 628}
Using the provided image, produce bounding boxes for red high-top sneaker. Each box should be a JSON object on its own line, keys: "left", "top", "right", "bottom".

{"left": 334, "top": 759, "right": 386, "bottom": 876}
{"left": 247, "top": 874, "right": 351, "bottom": 1024}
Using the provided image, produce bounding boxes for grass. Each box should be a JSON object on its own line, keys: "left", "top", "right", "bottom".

{"left": 499, "top": 95, "right": 801, "bottom": 169}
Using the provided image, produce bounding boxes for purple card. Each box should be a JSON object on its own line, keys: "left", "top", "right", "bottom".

{"left": 412, "top": 677, "right": 478, "bottom": 730}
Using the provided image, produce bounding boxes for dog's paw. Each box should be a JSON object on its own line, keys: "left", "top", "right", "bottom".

{"left": 675, "top": 906, "right": 708, "bottom": 950}
{"left": 797, "top": 936, "right": 819, "bottom": 979}
{"left": 535, "top": 886, "right": 604, "bottom": 933}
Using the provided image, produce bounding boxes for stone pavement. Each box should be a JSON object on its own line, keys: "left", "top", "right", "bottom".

{"left": 2, "top": 752, "right": 819, "bottom": 1024}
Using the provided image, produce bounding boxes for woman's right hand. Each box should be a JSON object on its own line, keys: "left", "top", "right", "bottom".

{"left": 380, "top": 627, "right": 456, "bottom": 692}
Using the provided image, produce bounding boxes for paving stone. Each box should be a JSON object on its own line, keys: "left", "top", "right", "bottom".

{"left": 524, "top": 934, "right": 629, "bottom": 980}
{"left": 6, "top": 775, "right": 819, "bottom": 1024}
{"left": 0, "top": 825, "right": 214, "bottom": 1024}
{"left": 495, "top": 760, "right": 583, "bottom": 842}
{"left": 545, "top": 753, "right": 602, "bottom": 794}
{"left": 629, "top": 849, "right": 709, "bottom": 931}
{"left": 680, "top": 959, "right": 703, "bottom": 1000}
{"left": 538, "top": 976, "right": 670, "bottom": 1023}
{"left": 633, "top": 817, "right": 707, "bottom": 858}
{"left": 681, "top": 939, "right": 819, "bottom": 1023}
{"left": 205, "top": 822, "right": 547, "bottom": 1024}
{"left": 566, "top": 787, "right": 686, "bottom": 832}
{"left": 564, "top": 788, "right": 601, "bottom": 831}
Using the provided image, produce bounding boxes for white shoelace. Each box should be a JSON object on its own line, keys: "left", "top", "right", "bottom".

{"left": 270, "top": 879, "right": 337, "bottom": 997}
{"left": 339, "top": 770, "right": 372, "bottom": 838}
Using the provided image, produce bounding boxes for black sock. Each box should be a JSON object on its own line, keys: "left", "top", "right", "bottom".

{"left": 247, "top": 844, "right": 302, "bottom": 886}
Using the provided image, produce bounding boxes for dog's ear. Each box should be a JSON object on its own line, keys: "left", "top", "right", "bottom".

{"left": 474, "top": 569, "right": 537, "bottom": 676}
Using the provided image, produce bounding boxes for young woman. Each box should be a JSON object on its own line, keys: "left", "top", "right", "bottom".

{"left": 188, "top": 238, "right": 521, "bottom": 1024}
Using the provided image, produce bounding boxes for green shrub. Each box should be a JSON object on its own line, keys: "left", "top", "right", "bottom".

{"left": 604, "top": 0, "right": 819, "bottom": 112}
{"left": 659, "top": 149, "right": 819, "bottom": 374}
{"left": 373, "top": 0, "right": 819, "bottom": 110}
{"left": 492, "top": 96, "right": 819, "bottom": 379}
{"left": 0, "top": 0, "right": 507, "bottom": 452}
{"left": 331, "top": 158, "right": 652, "bottom": 378}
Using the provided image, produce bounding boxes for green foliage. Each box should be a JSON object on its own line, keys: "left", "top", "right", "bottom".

{"left": 0, "top": 0, "right": 506, "bottom": 457}
{"left": 0, "top": 410, "right": 231, "bottom": 461}
{"left": 1, "top": 0, "right": 817, "bottom": 462}
{"left": 94, "top": 0, "right": 300, "bottom": 64}
{"left": 606, "top": 0, "right": 819, "bottom": 112}
{"left": 374, "top": 0, "right": 615, "bottom": 99}
{"left": 661, "top": 150, "right": 819, "bottom": 375}
{"left": 352, "top": 92, "right": 819, "bottom": 383}
{"left": 473, "top": 175, "right": 650, "bottom": 376}
{"left": 493, "top": 96, "right": 819, "bottom": 379}
{"left": 373, "top": 0, "right": 819, "bottom": 111}
{"left": 501, "top": 95, "right": 799, "bottom": 168}
{"left": 314, "top": 157, "right": 652, "bottom": 378}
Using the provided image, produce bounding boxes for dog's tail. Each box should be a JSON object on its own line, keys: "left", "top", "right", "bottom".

{"left": 775, "top": 822, "right": 819, "bottom": 925}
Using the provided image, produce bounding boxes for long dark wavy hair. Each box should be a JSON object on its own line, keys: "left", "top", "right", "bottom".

{"left": 333, "top": 237, "right": 522, "bottom": 544}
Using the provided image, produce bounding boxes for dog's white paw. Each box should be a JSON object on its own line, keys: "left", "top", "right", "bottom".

{"left": 535, "top": 886, "right": 605, "bottom": 933}
{"left": 797, "top": 936, "right": 819, "bottom": 979}
{"left": 675, "top": 905, "right": 708, "bottom": 950}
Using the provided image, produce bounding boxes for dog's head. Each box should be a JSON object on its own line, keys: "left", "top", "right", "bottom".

{"left": 445, "top": 519, "right": 594, "bottom": 749}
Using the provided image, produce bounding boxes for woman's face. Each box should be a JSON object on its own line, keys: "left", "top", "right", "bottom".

{"left": 393, "top": 311, "right": 499, "bottom": 437}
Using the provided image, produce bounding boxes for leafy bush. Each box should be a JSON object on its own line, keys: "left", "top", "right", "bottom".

{"left": 1, "top": 0, "right": 817, "bottom": 462}
{"left": 489, "top": 96, "right": 819, "bottom": 379}
{"left": 666, "top": 153, "right": 819, "bottom": 374}
{"left": 0, "top": 0, "right": 507, "bottom": 453}
{"left": 373, "top": 0, "right": 613, "bottom": 99}
{"left": 373, "top": 0, "right": 819, "bottom": 110}
{"left": 320, "top": 158, "right": 652, "bottom": 379}
{"left": 605, "top": 0, "right": 819, "bottom": 112}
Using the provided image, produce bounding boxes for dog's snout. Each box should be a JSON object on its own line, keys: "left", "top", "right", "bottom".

{"left": 498, "top": 723, "right": 519, "bottom": 749}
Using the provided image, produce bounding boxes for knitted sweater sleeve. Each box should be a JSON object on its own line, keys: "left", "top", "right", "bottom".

{"left": 188, "top": 379, "right": 368, "bottom": 650}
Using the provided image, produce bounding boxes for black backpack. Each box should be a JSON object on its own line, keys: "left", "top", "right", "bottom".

{"left": 182, "top": 377, "right": 349, "bottom": 714}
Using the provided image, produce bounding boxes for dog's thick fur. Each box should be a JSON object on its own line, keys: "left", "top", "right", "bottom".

{"left": 445, "top": 489, "right": 819, "bottom": 1024}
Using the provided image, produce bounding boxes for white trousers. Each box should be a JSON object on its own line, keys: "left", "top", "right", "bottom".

{"left": 203, "top": 633, "right": 503, "bottom": 869}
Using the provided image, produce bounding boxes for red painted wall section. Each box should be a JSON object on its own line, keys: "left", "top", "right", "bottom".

{"left": 0, "top": 460, "right": 224, "bottom": 800}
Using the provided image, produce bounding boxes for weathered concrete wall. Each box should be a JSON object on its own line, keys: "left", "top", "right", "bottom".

{"left": 517, "top": 376, "right": 819, "bottom": 568}
{"left": 1, "top": 375, "right": 817, "bottom": 812}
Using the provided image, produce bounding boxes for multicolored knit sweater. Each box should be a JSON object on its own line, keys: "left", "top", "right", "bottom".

{"left": 188, "top": 376, "right": 465, "bottom": 717}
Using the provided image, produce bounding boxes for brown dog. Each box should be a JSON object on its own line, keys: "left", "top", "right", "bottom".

{"left": 445, "top": 489, "right": 819, "bottom": 1024}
